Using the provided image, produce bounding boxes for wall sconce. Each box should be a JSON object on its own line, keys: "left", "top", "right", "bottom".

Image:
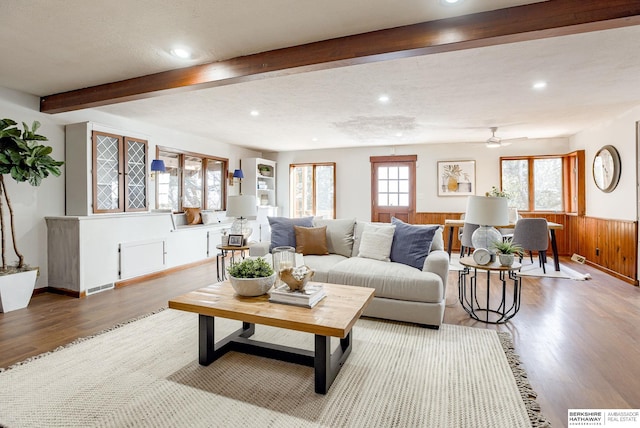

{"left": 150, "top": 159, "right": 166, "bottom": 179}
{"left": 229, "top": 168, "right": 244, "bottom": 186}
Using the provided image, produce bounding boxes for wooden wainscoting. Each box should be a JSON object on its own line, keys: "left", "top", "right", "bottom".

{"left": 566, "top": 215, "right": 638, "bottom": 284}
{"left": 413, "top": 212, "right": 638, "bottom": 285}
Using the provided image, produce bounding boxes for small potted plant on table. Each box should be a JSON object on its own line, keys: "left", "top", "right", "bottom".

{"left": 491, "top": 238, "right": 523, "bottom": 267}
{"left": 227, "top": 258, "right": 276, "bottom": 296}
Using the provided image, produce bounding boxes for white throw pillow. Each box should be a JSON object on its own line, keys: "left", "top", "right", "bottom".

{"left": 357, "top": 224, "right": 396, "bottom": 262}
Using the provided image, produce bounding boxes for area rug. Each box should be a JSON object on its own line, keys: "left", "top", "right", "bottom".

{"left": 449, "top": 254, "right": 590, "bottom": 280}
{"left": 0, "top": 309, "right": 549, "bottom": 428}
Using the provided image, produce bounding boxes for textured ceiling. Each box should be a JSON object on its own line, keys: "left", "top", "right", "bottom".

{"left": 4, "top": 0, "right": 640, "bottom": 152}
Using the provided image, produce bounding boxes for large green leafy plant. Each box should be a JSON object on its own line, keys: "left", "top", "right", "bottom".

{"left": 0, "top": 119, "right": 64, "bottom": 272}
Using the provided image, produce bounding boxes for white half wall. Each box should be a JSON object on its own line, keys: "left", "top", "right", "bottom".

{"left": 271, "top": 138, "right": 570, "bottom": 221}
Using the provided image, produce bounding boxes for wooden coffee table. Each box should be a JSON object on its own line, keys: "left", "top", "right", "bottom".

{"left": 168, "top": 281, "right": 374, "bottom": 394}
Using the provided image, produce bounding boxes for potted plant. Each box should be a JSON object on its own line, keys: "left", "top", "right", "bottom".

{"left": 227, "top": 257, "right": 276, "bottom": 296}
{"left": 491, "top": 238, "right": 523, "bottom": 267}
{"left": 0, "top": 119, "right": 64, "bottom": 312}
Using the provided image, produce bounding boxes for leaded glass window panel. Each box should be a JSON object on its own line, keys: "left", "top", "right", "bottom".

{"left": 94, "top": 133, "right": 122, "bottom": 212}
{"left": 125, "top": 138, "right": 147, "bottom": 211}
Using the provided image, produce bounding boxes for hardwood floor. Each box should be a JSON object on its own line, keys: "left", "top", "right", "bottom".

{"left": 1, "top": 257, "right": 638, "bottom": 427}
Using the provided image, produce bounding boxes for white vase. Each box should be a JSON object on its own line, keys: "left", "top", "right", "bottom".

{"left": 498, "top": 254, "right": 515, "bottom": 267}
{"left": 0, "top": 269, "right": 38, "bottom": 313}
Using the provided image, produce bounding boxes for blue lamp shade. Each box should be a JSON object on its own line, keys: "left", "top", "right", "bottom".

{"left": 150, "top": 160, "right": 166, "bottom": 172}
{"left": 233, "top": 169, "right": 244, "bottom": 179}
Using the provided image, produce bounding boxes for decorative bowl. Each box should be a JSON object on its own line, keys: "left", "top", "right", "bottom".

{"left": 279, "top": 266, "right": 315, "bottom": 291}
{"left": 228, "top": 273, "right": 277, "bottom": 296}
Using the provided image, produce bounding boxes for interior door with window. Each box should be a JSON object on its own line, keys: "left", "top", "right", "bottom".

{"left": 370, "top": 155, "right": 416, "bottom": 223}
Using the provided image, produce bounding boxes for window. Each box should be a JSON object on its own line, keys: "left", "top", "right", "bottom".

{"left": 501, "top": 156, "right": 563, "bottom": 212}
{"left": 377, "top": 165, "right": 410, "bottom": 207}
{"left": 290, "top": 163, "right": 336, "bottom": 218}
{"left": 156, "top": 147, "right": 227, "bottom": 212}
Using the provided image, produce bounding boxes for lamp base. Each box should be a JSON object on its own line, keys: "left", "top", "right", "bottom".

{"left": 230, "top": 217, "right": 252, "bottom": 244}
{"left": 471, "top": 226, "right": 502, "bottom": 253}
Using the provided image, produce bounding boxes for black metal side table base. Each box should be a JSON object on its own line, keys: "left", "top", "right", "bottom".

{"left": 458, "top": 263, "right": 522, "bottom": 324}
{"left": 198, "top": 314, "right": 351, "bottom": 394}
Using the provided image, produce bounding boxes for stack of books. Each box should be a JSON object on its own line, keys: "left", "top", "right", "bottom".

{"left": 269, "top": 283, "right": 326, "bottom": 308}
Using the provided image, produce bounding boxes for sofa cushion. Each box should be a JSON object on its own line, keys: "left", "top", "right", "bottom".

{"left": 294, "top": 225, "right": 329, "bottom": 255}
{"left": 313, "top": 218, "right": 356, "bottom": 257}
{"left": 327, "top": 257, "right": 443, "bottom": 303}
{"left": 357, "top": 223, "right": 395, "bottom": 261}
{"left": 303, "top": 253, "right": 348, "bottom": 283}
{"left": 390, "top": 217, "right": 440, "bottom": 270}
{"left": 268, "top": 216, "right": 314, "bottom": 252}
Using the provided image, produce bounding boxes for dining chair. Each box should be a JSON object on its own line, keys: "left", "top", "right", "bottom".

{"left": 460, "top": 222, "right": 479, "bottom": 257}
{"left": 512, "top": 218, "right": 549, "bottom": 273}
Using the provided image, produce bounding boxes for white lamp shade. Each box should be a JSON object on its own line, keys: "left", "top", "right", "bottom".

{"left": 464, "top": 196, "right": 509, "bottom": 226}
{"left": 227, "top": 195, "right": 257, "bottom": 218}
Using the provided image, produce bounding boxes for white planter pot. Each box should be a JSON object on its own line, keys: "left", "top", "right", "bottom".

{"left": 0, "top": 269, "right": 37, "bottom": 313}
{"left": 229, "top": 273, "right": 276, "bottom": 297}
{"left": 498, "top": 254, "right": 515, "bottom": 267}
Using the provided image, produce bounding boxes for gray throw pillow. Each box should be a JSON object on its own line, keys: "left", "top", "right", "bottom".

{"left": 313, "top": 218, "right": 356, "bottom": 257}
{"left": 268, "top": 216, "right": 314, "bottom": 252}
{"left": 390, "top": 217, "right": 439, "bottom": 270}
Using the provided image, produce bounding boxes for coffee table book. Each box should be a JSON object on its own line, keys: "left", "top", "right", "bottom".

{"left": 269, "top": 283, "right": 326, "bottom": 308}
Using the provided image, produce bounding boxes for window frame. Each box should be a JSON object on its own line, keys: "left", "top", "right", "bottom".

{"left": 500, "top": 151, "right": 584, "bottom": 214}
{"left": 289, "top": 162, "right": 336, "bottom": 219}
{"left": 155, "top": 146, "right": 228, "bottom": 213}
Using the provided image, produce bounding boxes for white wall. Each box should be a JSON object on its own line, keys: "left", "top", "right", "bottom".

{"left": 571, "top": 105, "right": 640, "bottom": 221}
{"left": 0, "top": 86, "right": 261, "bottom": 289}
{"left": 271, "top": 138, "right": 571, "bottom": 221}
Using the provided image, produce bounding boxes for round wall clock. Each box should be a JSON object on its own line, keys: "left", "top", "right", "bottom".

{"left": 592, "top": 145, "right": 621, "bottom": 193}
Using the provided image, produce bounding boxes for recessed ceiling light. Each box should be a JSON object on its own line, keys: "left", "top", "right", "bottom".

{"left": 250, "top": 110, "right": 260, "bottom": 117}
{"left": 441, "top": 0, "right": 463, "bottom": 5}
{"left": 170, "top": 48, "right": 191, "bottom": 59}
{"left": 395, "top": 132, "right": 403, "bottom": 137}
{"left": 311, "top": 137, "right": 318, "bottom": 142}
{"left": 533, "top": 81, "right": 547, "bottom": 90}
{"left": 378, "top": 95, "right": 390, "bottom": 103}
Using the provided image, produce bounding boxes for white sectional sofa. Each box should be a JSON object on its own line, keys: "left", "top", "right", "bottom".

{"left": 250, "top": 217, "right": 450, "bottom": 328}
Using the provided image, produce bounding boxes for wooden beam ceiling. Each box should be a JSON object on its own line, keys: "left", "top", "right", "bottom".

{"left": 40, "top": 0, "right": 640, "bottom": 114}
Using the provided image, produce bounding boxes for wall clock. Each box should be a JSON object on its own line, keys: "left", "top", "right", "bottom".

{"left": 592, "top": 145, "right": 621, "bottom": 193}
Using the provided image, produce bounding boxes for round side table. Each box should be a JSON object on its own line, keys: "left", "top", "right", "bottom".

{"left": 458, "top": 256, "right": 522, "bottom": 324}
{"left": 216, "top": 244, "right": 250, "bottom": 281}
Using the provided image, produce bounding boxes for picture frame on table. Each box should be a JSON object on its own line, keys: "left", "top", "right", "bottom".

{"left": 437, "top": 160, "right": 476, "bottom": 196}
{"left": 228, "top": 234, "right": 244, "bottom": 247}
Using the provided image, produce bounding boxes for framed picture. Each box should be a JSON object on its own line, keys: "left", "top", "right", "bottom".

{"left": 437, "top": 160, "right": 476, "bottom": 196}
{"left": 228, "top": 234, "right": 244, "bottom": 247}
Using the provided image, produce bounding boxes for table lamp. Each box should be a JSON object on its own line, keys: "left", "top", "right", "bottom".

{"left": 464, "top": 196, "right": 509, "bottom": 253}
{"left": 227, "top": 195, "right": 257, "bottom": 243}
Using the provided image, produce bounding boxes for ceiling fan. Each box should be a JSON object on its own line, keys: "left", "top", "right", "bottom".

{"left": 484, "top": 127, "right": 527, "bottom": 148}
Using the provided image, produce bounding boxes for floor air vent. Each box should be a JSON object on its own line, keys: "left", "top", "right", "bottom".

{"left": 86, "top": 283, "right": 115, "bottom": 296}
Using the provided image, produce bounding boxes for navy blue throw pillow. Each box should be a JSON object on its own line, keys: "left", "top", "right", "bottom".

{"left": 268, "top": 216, "right": 314, "bottom": 252}
{"left": 390, "top": 217, "right": 439, "bottom": 270}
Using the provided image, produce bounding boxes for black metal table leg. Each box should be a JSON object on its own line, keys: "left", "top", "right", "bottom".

{"left": 315, "top": 332, "right": 352, "bottom": 394}
{"left": 197, "top": 315, "right": 351, "bottom": 394}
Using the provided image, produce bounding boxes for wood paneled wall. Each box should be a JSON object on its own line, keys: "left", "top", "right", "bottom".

{"left": 413, "top": 212, "right": 638, "bottom": 285}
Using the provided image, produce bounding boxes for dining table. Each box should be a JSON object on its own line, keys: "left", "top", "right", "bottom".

{"left": 444, "top": 219, "right": 564, "bottom": 272}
